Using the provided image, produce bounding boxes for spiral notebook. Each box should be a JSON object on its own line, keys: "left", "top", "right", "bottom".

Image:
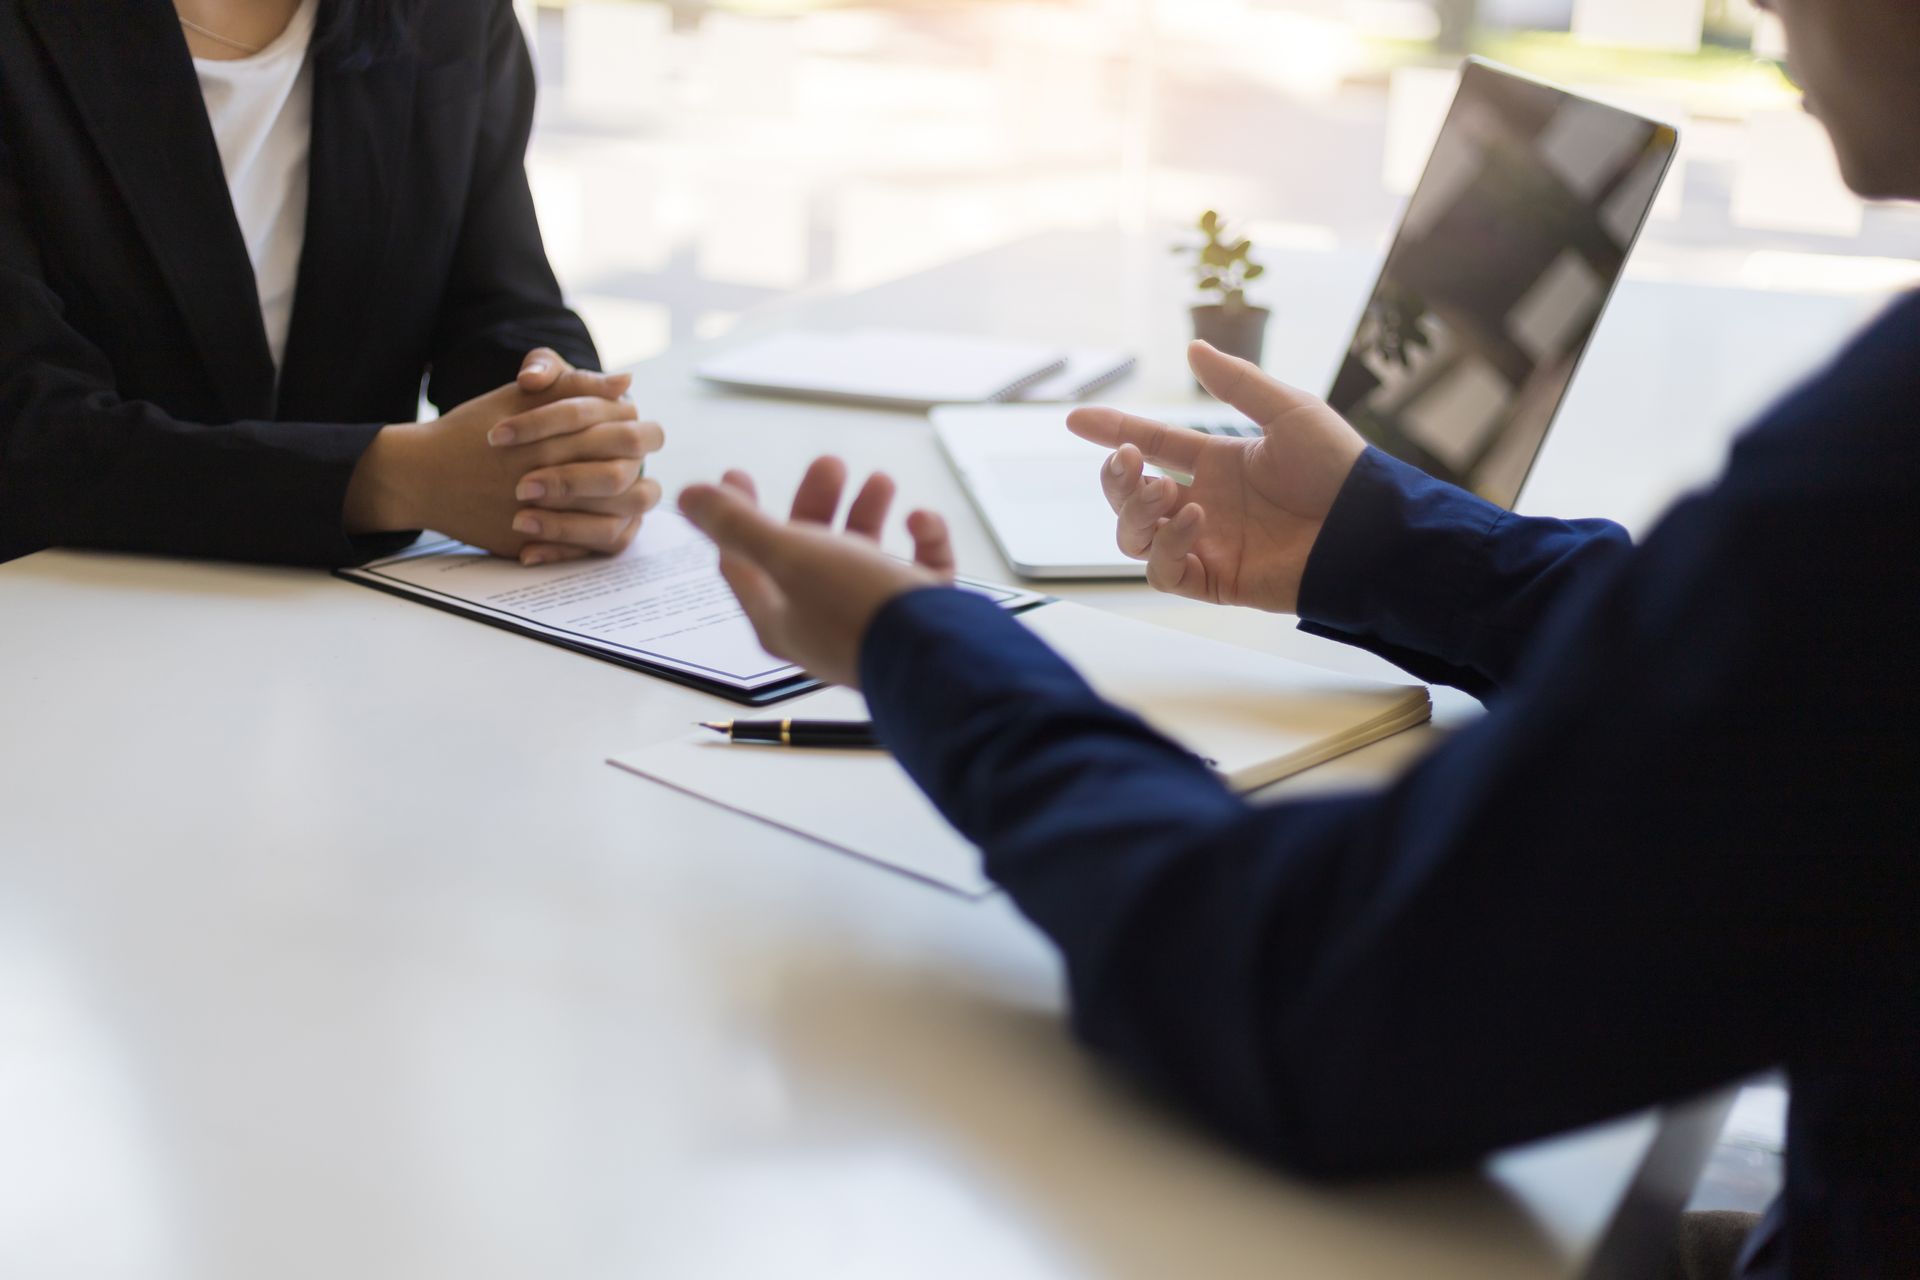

{"left": 1013, "top": 347, "right": 1138, "bottom": 402}
{"left": 696, "top": 329, "right": 1068, "bottom": 410}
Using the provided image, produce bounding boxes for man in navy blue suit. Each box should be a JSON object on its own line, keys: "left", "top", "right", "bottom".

{"left": 679, "top": 2, "right": 1918, "bottom": 1274}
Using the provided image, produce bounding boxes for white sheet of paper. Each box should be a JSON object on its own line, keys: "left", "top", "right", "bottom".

{"left": 610, "top": 602, "right": 1429, "bottom": 895}
{"left": 612, "top": 686, "right": 992, "bottom": 897}
{"left": 349, "top": 512, "right": 799, "bottom": 690}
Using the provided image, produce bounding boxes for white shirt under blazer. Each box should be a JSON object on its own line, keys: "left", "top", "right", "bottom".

{"left": 190, "top": 0, "right": 320, "bottom": 375}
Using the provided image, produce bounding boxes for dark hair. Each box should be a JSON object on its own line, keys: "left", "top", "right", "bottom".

{"left": 313, "top": 0, "right": 427, "bottom": 71}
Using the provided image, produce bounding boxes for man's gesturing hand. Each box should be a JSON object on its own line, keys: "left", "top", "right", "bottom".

{"left": 1067, "top": 340, "right": 1367, "bottom": 614}
{"left": 679, "top": 457, "right": 957, "bottom": 688}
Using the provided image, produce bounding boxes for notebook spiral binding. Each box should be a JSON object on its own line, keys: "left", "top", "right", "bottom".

{"left": 1059, "top": 355, "right": 1138, "bottom": 401}
{"left": 988, "top": 357, "right": 1071, "bottom": 403}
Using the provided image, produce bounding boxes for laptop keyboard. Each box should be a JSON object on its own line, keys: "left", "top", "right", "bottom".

{"left": 1193, "top": 421, "right": 1261, "bottom": 439}
{"left": 1142, "top": 413, "right": 1260, "bottom": 483}
{"left": 1140, "top": 409, "right": 1260, "bottom": 440}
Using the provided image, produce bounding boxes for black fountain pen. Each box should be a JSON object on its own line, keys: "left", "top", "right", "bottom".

{"left": 700, "top": 719, "right": 881, "bottom": 749}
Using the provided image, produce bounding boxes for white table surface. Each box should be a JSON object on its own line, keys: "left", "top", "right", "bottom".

{"left": 0, "top": 230, "right": 1887, "bottom": 1280}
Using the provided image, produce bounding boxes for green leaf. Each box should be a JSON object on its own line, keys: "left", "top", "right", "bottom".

{"left": 1198, "top": 275, "right": 1224, "bottom": 291}
{"left": 1199, "top": 210, "right": 1220, "bottom": 234}
{"left": 1231, "top": 239, "right": 1252, "bottom": 260}
{"left": 1201, "top": 244, "right": 1231, "bottom": 268}
{"left": 1243, "top": 263, "right": 1266, "bottom": 281}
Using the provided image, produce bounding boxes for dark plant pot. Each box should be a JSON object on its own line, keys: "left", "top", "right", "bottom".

{"left": 1190, "top": 304, "right": 1270, "bottom": 376}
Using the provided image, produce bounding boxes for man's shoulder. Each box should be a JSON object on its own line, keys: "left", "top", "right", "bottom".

{"left": 1728, "top": 292, "right": 1920, "bottom": 496}
{"left": 1633, "top": 292, "right": 1920, "bottom": 648}
{"left": 1757, "top": 291, "right": 1919, "bottom": 436}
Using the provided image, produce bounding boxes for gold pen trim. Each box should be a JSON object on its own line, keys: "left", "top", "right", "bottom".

{"left": 780, "top": 719, "right": 792, "bottom": 746}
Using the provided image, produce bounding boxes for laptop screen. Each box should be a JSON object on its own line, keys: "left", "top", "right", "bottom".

{"left": 1328, "top": 60, "right": 1678, "bottom": 507}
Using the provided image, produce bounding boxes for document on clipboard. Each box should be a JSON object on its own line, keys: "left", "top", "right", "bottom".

{"left": 337, "top": 511, "right": 1047, "bottom": 705}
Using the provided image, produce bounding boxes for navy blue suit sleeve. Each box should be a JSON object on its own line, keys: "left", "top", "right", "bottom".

{"left": 860, "top": 474, "right": 1906, "bottom": 1178}
{"left": 1296, "top": 448, "right": 1633, "bottom": 699}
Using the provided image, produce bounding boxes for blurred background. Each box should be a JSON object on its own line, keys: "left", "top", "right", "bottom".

{"left": 509, "top": 0, "right": 1920, "bottom": 369}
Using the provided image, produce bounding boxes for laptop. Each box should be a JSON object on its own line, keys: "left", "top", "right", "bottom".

{"left": 936, "top": 60, "right": 1679, "bottom": 579}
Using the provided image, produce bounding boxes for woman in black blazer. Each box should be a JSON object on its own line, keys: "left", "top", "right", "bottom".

{"left": 0, "top": 0, "right": 662, "bottom": 567}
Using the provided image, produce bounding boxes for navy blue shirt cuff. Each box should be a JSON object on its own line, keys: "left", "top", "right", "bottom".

{"left": 1295, "top": 448, "right": 1505, "bottom": 685}
{"left": 857, "top": 586, "right": 1233, "bottom": 866}
{"left": 860, "top": 587, "right": 1097, "bottom": 747}
{"left": 1294, "top": 447, "right": 1630, "bottom": 698}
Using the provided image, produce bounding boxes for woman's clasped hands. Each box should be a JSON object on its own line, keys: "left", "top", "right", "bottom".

{"left": 346, "top": 347, "right": 666, "bottom": 565}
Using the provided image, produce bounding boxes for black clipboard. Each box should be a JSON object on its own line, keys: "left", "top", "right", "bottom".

{"left": 336, "top": 535, "right": 1049, "bottom": 707}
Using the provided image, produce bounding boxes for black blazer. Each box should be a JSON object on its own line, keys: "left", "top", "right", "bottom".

{"left": 0, "top": 0, "right": 598, "bottom": 566}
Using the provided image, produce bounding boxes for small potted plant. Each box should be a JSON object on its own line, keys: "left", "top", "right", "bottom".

{"left": 1180, "top": 210, "right": 1269, "bottom": 366}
